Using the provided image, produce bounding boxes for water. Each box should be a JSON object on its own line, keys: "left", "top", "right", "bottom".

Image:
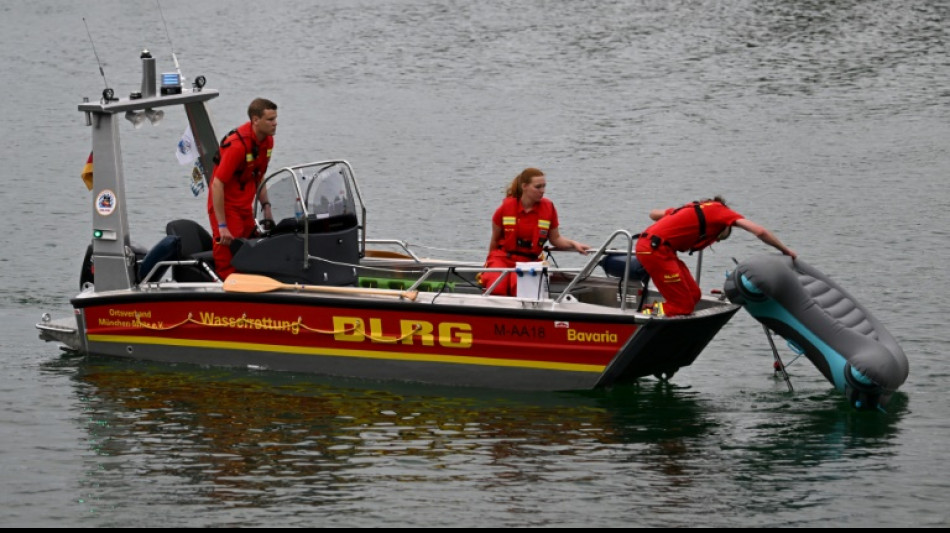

{"left": 2, "top": 0, "right": 949, "bottom": 527}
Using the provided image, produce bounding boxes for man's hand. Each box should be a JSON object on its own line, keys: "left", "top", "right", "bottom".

{"left": 218, "top": 226, "right": 234, "bottom": 246}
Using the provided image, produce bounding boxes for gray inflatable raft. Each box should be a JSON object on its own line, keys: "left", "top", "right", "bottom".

{"left": 723, "top": 254, "right": 909, "bottom": 410}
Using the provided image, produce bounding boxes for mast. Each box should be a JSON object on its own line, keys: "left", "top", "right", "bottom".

{"left": 78, "top": 50, "right": 219, "bottom": 291}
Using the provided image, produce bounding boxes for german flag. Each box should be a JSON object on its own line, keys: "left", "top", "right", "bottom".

{"left": 81, "top": 152, "right": 93, "bottom": 190}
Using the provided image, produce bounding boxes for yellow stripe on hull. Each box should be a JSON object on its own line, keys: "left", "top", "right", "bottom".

{"left": 87, "top": 334, "right": 606, "bottom": 373}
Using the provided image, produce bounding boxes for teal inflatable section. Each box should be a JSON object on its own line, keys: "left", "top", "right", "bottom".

{"left": 724, "top": 254, "right": 908, "bottom": 410}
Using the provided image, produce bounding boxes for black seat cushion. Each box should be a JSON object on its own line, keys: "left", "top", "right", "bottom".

{"left": 138, "top": 235, "right": 181, "bottom": 281}
{"left": 165, "top": 219, "right": 213, "bottom": 257}
{"left": 165, "top": 219, "right": 217, "bottom": 282}
{"left": 600, "top": 254, "right": 650, "bottom": 284}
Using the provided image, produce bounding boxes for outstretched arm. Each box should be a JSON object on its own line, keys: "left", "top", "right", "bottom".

{"left": 734, "top": 218, "right": 797, "bottom": 259}
{"left": 547, "top": 227, "right": 591, "bottom": 254}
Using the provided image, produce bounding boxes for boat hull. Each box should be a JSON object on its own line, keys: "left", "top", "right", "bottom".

{"left": 65, "top": 289, "right": 739, "bottom": 391}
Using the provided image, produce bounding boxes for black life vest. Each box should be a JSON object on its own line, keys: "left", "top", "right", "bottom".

{"left": 636, "top": 200, "right": 714, "bottom": 254}
{"left": 212, "top": 128, "right": 260, "bottom": 190}
{"left": 670, "top": 201, "right": 708, "bottom": 242}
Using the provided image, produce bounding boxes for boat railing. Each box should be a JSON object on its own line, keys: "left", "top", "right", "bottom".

{"left": 363, "top": 239, "right": 424, "bottom": 261}
{"left": 133, "top": 229, "right": 641, "bottom": 309}
{"left": 399, "top": 229, "right": 640, "bottom": 310}
{"left": 403, "top": 265, "right": 584, "bottom": 296}
{"left": 556, "top": 229, "right": 637, "bottom": 310}
{"left": 138, "top": 259, "right": 221, "bottom": 285}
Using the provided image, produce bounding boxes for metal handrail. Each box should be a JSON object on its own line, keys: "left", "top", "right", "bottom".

{"left": 403, "top": 266, "right": 584, "bottom": 295}
{"left": 555, "top": 230, "right": 636, "bottom": 310}
{"left": 398, "top": 230, "right": 639, "bottom": 309}
{"left": 363, "top": 239, "right": 424, "bottom": 261}
{"left": 138, "top": 259, "right": 221, "bottom": 285}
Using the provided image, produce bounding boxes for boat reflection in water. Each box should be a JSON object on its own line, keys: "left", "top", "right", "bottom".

{"left": 63, "top": 355, "right": 716, "bottom": 503}
{"left": 53, "top": 354, "right": 905, "bottom": 524}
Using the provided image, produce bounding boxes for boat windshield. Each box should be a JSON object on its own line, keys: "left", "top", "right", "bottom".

{"left": 255, "top": 169, "right": 300, "bottom": 222}
{"left": 304, "top": 163, "right": 357, "bottom": 219}
{"left": 255, "top": 161, "right": 359, "bottom": 223}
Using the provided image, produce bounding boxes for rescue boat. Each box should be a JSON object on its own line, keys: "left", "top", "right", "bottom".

{"left": 37, "top": 49, "right": 742, "bottom": 392}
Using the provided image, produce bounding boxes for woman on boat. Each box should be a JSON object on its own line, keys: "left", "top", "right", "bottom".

{"left": 636, "top": 196, "right": 797, "bottom": 316}
{"left": 479, "top": 168, "right": 590, "bottom": 296}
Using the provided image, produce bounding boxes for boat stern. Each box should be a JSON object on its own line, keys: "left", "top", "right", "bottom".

{"left": 36, "top": 312, "right": 84, "bottom": 352}
{"left": 597, "top": 303, "right": 742, "bottom": 386}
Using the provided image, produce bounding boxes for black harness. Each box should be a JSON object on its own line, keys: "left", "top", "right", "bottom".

{"left": 498, "top": 239, "right": 543, "bottom": 260}
{"left": 212, "top": 128, "right": 259, "bottom": 191}
{"left": 506, "top": 249, "right": 542, "bottom": 260}
{"left": 635, "top": 201, "right": 710, "bottom": 253}
{"left": 672, "top": 201, "right": 708, "bottom": 241}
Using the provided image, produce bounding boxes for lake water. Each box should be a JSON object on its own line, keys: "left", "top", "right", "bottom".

{"left": 1, "top": 0, "right": 949, "bottom": 527}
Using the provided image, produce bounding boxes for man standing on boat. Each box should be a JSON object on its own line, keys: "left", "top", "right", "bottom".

{"left": 635, "top": 197, "right": 796, "bottom": 316}
{"left": 208, "top": 98, "right": 277, "bottom": 279}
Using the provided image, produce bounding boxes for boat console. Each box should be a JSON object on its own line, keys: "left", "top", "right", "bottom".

{"left": 230, "top": 161, "right": 365, "bottom": 286}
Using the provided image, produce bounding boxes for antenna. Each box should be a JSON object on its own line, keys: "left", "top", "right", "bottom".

{"left": 82, "top": 17, "right": 109, "bottom": 89}
{"left": 156, "top": 0, "right": 184, "bottom": 83}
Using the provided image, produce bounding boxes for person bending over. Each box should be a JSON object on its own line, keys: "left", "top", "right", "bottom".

{"left": 635, "top": 196, "right": 796, "bottom": 316}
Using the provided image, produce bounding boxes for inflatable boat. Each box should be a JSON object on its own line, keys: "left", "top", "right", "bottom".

{"left": 723, "top": 254, "right": 909, "bottom": 410}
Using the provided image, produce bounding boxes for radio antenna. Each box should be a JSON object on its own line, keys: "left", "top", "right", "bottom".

{"left": 82, "top": 17, "right": 109, "bottom": 89}
{"left": 156, "top": 0, "right": 184, "bottom": 83}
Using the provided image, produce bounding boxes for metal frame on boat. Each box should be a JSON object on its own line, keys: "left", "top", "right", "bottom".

{"left": 37, "top": 49, "right": 741, "bottom": 391}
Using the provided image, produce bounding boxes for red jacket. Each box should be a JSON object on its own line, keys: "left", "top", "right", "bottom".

{"left": 646, "top": 201, "right": 743, "bottom": 252}
{"left": 207, "top": 121, "right": 274, "bottom": 215}
{"left": 493, "top": 196, "right": 558, "bottom": 259}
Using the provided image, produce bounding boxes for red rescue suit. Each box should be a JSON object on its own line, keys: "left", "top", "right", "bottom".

{"left": 481, "top": 197, "right": 558, "bottom": 296}
{"left": 207, "top": 122, "right": 273, "bottom": 278}
{"left": 635, "top": 201, "right": 743, "bottom": 316}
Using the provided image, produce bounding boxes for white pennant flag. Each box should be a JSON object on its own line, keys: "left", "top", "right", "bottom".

{"left": 175, "top": 125, "right": 198, "bottom": 165}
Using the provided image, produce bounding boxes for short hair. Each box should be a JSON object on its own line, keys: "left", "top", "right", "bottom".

{"left": 248, "top": 98, "right": 277, "bottom": 119}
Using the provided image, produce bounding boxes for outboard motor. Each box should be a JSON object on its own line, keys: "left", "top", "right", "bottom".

{"left": 79, "top": 241, "right": 150, "bottom": 289}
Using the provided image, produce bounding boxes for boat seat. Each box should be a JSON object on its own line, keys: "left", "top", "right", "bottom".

{"left": 165, "top": 219, "right": 217, "bottom": 282}
{"left": 137, "top": 235, "right": 181, "bottom": 281}
{"left": 600, "top": 253, "right": 651, "bottom": 311}
{"left": 600, "top": 253, "right": 649, "bottom": 283}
